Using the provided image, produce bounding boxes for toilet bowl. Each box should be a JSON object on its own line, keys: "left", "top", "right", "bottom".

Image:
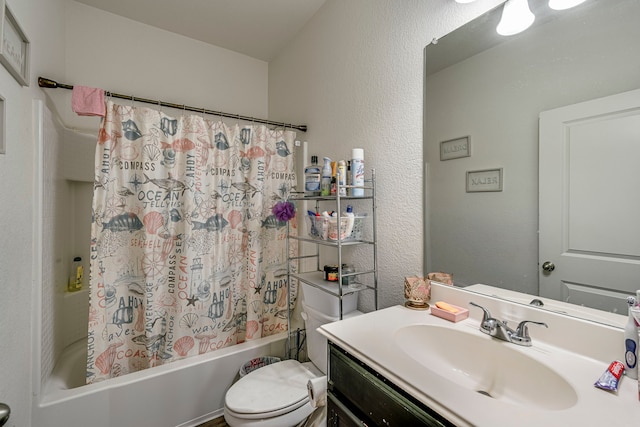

{"left": 224, "top": 299, "right": 362, "bottom": 427}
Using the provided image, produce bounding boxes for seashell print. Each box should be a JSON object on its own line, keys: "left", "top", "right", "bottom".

{"left": 195, "top": 332, "right": 218, "bottom": 355}
{"left": 191, "top": 214, "right": 229, "bottom": 232}
{"left": 179, "top": 312, "right": 199, "bottom": 329}
{"left": 122, "top": 119, "right": 142, "bottom": 140}
{"left": 143, "top": 211, "right": 164, "bottom": 235}
{"left": 214, "top": 132, "right": 229, "bottom": 150}
{"left": 245, "top": 320, "right": 259, "bottom": 339}
{"left": 95, "top": 342, "right": 123, "bottom": 375}
{"left": 276, "top": 140, "right": 291, "bottom": 157}
{"left": 160, "top": 238, "right": 174, "bottom": 260}
{"left": 119, "top": 143, "right": 139, "bottom": 160}
{"left": 102, "top": 212, "right": 144, "bottom": 232}
{"left": 228, "top": 210, "right": 242, "bottom": 229}
{"left": 173, "top": 336, "right": 195, "bottom": 357}
{"left": 260, "top": 215, "right": 287, "bottom": 229}
{"left": 160, "top": 117, "right": 178, "bottom": 136}
{"left": 142, "top": 144, "right": 161, "bottom": 161}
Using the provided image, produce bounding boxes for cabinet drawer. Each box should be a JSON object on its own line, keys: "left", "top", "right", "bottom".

{"left": 328, "top": 342, "right": 455, "bottom": 427}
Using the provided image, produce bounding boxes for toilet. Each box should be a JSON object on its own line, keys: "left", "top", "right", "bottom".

{"left": 224, "top": 288, "right": 362, "bottom": 427}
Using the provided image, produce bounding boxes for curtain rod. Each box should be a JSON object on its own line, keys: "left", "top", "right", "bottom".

{"left": 38, "top": 77, "right": 308, "bottom": 133}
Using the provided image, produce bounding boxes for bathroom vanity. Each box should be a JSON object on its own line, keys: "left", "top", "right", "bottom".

{"left": 319, "top": 283, "right": 640, "bottom": 426}
{"left": 327, "top": 341, "right": 454, "bottom": 426}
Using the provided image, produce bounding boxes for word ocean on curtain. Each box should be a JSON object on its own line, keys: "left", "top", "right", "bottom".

{"left": 87, "top": 101, "right": 298, "bottom": 383}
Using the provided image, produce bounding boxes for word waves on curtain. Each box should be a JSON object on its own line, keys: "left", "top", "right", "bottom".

{"left": 86, "top": 101, "right": 298, "bottom": 383}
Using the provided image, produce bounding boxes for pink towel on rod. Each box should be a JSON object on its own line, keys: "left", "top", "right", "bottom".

{"left": 71, "top": 85, "right": 106, "bottom": 117}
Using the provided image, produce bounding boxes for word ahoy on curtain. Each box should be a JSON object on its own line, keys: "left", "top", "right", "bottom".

{"left": 87, "top": 101, "right": 299, "bottom": 383}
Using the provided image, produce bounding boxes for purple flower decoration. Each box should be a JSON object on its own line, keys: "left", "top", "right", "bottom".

{"left": 272, "top": 200, "right": 296, "bottom": 222}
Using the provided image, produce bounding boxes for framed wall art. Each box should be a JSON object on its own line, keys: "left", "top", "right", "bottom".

{"left": 440, "top": 136, "right": 470, "bottom": 161}
{"left": 466, "top": 168, "right": 503, "bottom": 193}
{"left": 0, "top": 1, "right": 30, "bottom": 86}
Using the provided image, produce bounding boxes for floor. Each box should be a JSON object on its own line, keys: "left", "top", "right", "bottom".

{"left": 197, "top": 416, "right": 229, "bottom": 427}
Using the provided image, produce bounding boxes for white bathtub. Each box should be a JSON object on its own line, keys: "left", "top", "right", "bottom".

{"left": 33, "top": 333, "right": 287, "bottom": 427}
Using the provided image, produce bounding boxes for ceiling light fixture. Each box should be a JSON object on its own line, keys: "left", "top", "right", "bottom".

{"left": 548, "top": 0, "right": 587, "bottom": 10}
{"left": 496, "top": 0, "right": 535, "bottom": 36}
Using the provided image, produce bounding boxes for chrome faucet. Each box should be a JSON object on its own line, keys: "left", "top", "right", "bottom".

{"left": 469, "top": 302, "right": 548, "bottom": 347}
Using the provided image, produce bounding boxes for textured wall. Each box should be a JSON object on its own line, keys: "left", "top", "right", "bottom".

{"left": 0, "top": 1, "right": 67, "bottom": 426}
{"left": 268, "top": 0, "right": 503, "bottom": 310}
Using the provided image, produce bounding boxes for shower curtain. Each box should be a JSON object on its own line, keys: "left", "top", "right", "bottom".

{"left": 87, "top": 101, "right": 298, "bottom": 383}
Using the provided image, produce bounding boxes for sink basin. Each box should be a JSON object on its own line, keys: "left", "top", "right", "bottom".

{"left": 394, "top": 325, "right": 578, "bottom": 411}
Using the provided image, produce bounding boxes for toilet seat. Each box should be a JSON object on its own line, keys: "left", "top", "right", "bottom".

{"left": 224, "top": 359, "right": 318, "bottom": 425}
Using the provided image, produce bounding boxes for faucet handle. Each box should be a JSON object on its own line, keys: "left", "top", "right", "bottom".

{"left": 512, "top": 320, "right": 548, "bottom": 346}
{"left": 469, "top": 302, "right": 494, "bottom": 332}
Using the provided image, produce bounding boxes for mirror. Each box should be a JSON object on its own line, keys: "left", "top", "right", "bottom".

{"left": 424, "top": 0, "right": 640, "bottom": 326}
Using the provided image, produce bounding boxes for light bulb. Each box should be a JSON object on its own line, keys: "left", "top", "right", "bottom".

{"left": 496, "top": 0, "right": 535, "bottom": 36}
{"left": 549, "top": 0, "right": 587, "bottom": 10}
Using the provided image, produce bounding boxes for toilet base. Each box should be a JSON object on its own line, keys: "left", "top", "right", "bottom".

{"left": 224, "top": 401, "right": 316, "bottom": 427}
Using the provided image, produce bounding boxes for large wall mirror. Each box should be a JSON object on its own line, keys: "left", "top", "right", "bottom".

{"left": 424, "top": 0, "right": 640, "bottom": 325}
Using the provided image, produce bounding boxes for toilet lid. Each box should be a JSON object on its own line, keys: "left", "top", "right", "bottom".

{"left": 225, "top": 360, "right": 316, "bottom": 416}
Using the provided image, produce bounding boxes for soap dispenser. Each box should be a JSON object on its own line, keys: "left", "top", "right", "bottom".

{"left": 624, "top": 296, "right": 638, "bottom": 379}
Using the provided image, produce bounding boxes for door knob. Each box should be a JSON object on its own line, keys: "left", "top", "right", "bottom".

{"left": 542, "top": 261, "right": 555, "bottom": 272}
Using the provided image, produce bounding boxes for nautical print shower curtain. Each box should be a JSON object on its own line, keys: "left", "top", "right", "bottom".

{"left": 87, "top": 101, "right": 298, "bottom": 383}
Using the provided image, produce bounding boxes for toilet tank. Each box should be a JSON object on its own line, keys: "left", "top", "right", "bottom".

{"left": 301, "top": 301, "right": 362, "bottom": 374}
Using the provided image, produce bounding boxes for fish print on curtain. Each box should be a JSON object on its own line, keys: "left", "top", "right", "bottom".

{"left": 87, "top": 101, "right": 298, "bottom": 383}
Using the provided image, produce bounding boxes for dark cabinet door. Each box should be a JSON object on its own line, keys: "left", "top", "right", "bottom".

{"left": 328, "top": 342, "right": 456, "bottom": 427}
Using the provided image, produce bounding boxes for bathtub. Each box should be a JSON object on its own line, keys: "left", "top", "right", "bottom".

{"left": 33, "top": 333, "right": 287, "bottom": 427}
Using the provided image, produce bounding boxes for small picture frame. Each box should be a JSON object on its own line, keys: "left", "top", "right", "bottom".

{"left": 440, "top": 136, "right": 471, "bottom": 161}
{"left": 0, "top": 1, "right": 30, "bottom": 86}
{"left": 466, "top": 168, "right": 503, "bottom": 192}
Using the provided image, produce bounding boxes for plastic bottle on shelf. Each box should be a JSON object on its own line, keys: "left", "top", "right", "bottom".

{"left": 68, "top": 256, "right": 83, "bottom": 292}
{"left": 321, "top": 157, "right": 332, "bottom": 196}
{"left": 330, "top": 161, "right": 337, "bottom": 196}
{"left": 337, "top": 160, "right": 347, "bottom": 196}
{"left": 351, "top": 148, "right": 364, "bottom": 197}
{"left": 304, "top": 155, "right": 321, "bottom": 196}
{"left": 344, "top": 205, "right": 355, "bottom": 237}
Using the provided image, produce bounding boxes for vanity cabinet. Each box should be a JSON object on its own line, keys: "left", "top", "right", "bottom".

{"left": 287, "top": 170, "right": 378, "bottom": 320}
{"left": 327, "top": 342, "right": 455, "bottom": 427}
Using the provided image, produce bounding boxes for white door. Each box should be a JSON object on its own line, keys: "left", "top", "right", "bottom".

{"left": 539, "top": 88, "right": 640, "bottom": 313}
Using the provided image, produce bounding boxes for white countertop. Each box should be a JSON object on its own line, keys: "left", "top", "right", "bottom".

{"left": 319, "top": 296, "right": 640, "bottom": 426}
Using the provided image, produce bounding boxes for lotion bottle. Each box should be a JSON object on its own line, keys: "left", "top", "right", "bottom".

{"left": 321, "top": 157, "right": 332, "bottom": 196}
{"left": 351, "top": 148, "right": 364, "bottom": 197}
{"left": 625, "top": 296, "right": 638, "bottom": 379}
